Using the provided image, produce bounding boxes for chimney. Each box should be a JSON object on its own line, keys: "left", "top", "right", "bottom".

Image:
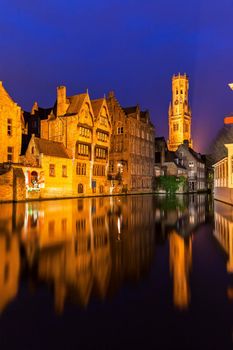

{"left": 57, "top": 86, "right": 67, "bottom": 116}
{"left": 31, "top": 101, "right": 38, "bottom": 115}
{"left": 183, "top": 139, "right": 189, "bottom": 148}
{"left": 108, "top": 91, "right": 115, "bottom": 99}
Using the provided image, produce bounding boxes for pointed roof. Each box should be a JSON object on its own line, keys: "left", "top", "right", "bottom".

{"left": 65, "top": 93, "right": 87, "bottom": 115}
{"left": 34, "top": 137, "right": 71, "bottom": 159}
{"left": 91, "top": 98, "right": 104, "bottom": 117}
{"left": 0, "top": 81, "right": 17, "bottom": 105}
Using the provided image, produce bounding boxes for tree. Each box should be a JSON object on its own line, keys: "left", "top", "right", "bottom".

{"left": 158, "top": 175, "right": 186, "bottom": 195}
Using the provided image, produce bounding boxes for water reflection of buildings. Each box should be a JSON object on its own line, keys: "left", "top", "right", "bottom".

{"left": 19, "top": 196, "right": 155, "bottom": 313}
{"left": 0, "top": 204, "right": 21, "bottom": 313}
{"left": 214, "top": 201, "right": 233, "bottom": 299}
{"left": 154, "top": 195, "right": 207, "bottom": 309}
{"left": 0, "top": 194, "right": 209, "bottom": 314}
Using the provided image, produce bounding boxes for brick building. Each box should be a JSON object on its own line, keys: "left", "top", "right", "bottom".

{"left": 107, "top": 92, "right": 155, "bottom": 192}
{"left": 39, "top": 86, "right": 112, "bottom": 196}
{"left": 0, "top": 81, "right": 23, "bottom": 164}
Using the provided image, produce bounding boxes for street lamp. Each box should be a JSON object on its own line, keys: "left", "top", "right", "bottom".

{"left": 228, "top": 83, "right": 233, "bottom": 90}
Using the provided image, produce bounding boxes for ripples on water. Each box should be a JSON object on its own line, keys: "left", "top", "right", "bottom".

{"left": 0, "top": 194, "right": 232, "bottom": 349}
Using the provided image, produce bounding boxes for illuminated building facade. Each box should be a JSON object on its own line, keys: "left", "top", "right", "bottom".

{"left": 213, "top": 143, "right": 233, "bottom": 204}
{"left": 176, "top": 142, "right": 206, "bottom": 192}
{"left": 0, "top": 81, "right": 23, "bottom": 164}
{"left": 40, "top": 86, "right": 112, "bottom": 196}
{"left": 0, "top": 82, "right": 157, "bottom": 201}
{"left": 168, "top": 74, "right": 193, "bottom": 151}
{"left": 107, "top": 92, "right": 155, "bottom": 192}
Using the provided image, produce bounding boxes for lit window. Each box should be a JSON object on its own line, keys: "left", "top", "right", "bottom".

{"left": 95, "top": 147, "right": 106, "bottom": 159}
{"left": 76, "top": 163, "right": 86, "bottom": 175}
{"left": 97, "top": 131, "right": 108, "bottom": 142}
{"left": 7, "top": 147, "right": 13, "bottom": 162}
{"left": 77, "top": 143, "right": 89, "bottom": 156}
{"left": 79, "top": 127, "right": 90, "bottom": 138}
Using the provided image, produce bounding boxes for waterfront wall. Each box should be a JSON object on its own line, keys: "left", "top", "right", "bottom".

{"left": 0, "top": 168, "right": 26, "bottom": 202}
{"left": 0, "top": 169, "right": 13, "bottom": 201}
{"left": 214, "top": 187, "right": 233, "bottom": 205}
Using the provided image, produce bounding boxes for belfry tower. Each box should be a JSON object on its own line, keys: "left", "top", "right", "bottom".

{"left": 167, "top": 73, "right": 193, "bottom": 151}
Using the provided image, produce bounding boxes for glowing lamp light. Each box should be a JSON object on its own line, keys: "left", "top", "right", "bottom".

{"left": 228, "top": 83, "right": 233, "bottom": 90}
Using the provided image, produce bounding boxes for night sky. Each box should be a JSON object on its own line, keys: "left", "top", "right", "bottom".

{"left": 1, "top": 0, "right": 233, "bottom": 152}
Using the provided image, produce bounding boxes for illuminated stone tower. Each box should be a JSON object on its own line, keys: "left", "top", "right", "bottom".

{"left": 168, "top": 73, "right": 193, "bottom": 151}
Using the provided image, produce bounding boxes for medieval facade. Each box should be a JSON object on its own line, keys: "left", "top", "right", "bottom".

{"left": 0, "top": 82, "right": 23, "bottom": 164}
{"left": 0, "top": 83, "right": 156, "bottom": 201}
{"left": 107, "top": 92, "right": 155, "bottom": 192}
{"left": 168, "top": 74, "right": 192, "bottom": 151}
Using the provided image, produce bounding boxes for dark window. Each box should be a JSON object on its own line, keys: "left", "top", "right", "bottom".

{"left": 78, "top": 183, "right": 84, "bottom": 193}
{"left": 7, "top": 119, "right": 12, "bottom": 136}
{"left": 49, "top": 164, "right": 55, "bottom": 176}
{"left": 62, "top": 165, "right": 67, "bottom": 177}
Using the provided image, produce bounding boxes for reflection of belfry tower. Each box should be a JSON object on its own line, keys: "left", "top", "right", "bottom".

{"left": 168, "top": 73, "right": 193, "bottom": 151}
{"left": 169, "top": 231, "right": 192, "bottom": 309}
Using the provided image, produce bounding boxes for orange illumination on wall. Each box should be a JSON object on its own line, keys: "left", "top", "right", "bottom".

{"left": 224, "top": 116, "right": 233, "bottom": 125}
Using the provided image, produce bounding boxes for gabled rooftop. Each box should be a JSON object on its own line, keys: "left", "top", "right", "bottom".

{"left": 34, "top": 137, "right": 71, "bottom": 159}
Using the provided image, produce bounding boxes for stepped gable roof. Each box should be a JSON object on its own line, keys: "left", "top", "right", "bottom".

{"left": 34, "top": 137, "right": 71, "bottom": 159}
{"left": 91, "top": 98, "right": 104, "bottom": 117}
{"left": 122, "top": 106, "right": 138, "bottom": 115}
{"left": 23, "top": 105, "right": 54, "bottom": 124}
{"left": 21, "top": 134, "right": 31, "bottom": 155}
{"left": 65, "top": 93, "right": 87, "bottom": 116}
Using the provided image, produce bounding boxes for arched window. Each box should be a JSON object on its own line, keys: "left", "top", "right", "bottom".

{"left": 78, "top": 183, "right": 84, "bottom": 193}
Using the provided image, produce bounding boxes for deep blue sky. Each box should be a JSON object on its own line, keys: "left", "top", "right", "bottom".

{"left": 1, "top": 0, "right": 233, "bottom": 152}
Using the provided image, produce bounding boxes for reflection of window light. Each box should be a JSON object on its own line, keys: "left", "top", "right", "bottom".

{"left": 117, "top": 217, "right": 121, "bottom": 234}
{"left": 189, "top": 215, "right": 195, "bottom": 224}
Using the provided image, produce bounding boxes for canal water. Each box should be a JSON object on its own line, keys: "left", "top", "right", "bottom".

{"left": 0, "top": 194, "right": 232, "bottom": 349}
